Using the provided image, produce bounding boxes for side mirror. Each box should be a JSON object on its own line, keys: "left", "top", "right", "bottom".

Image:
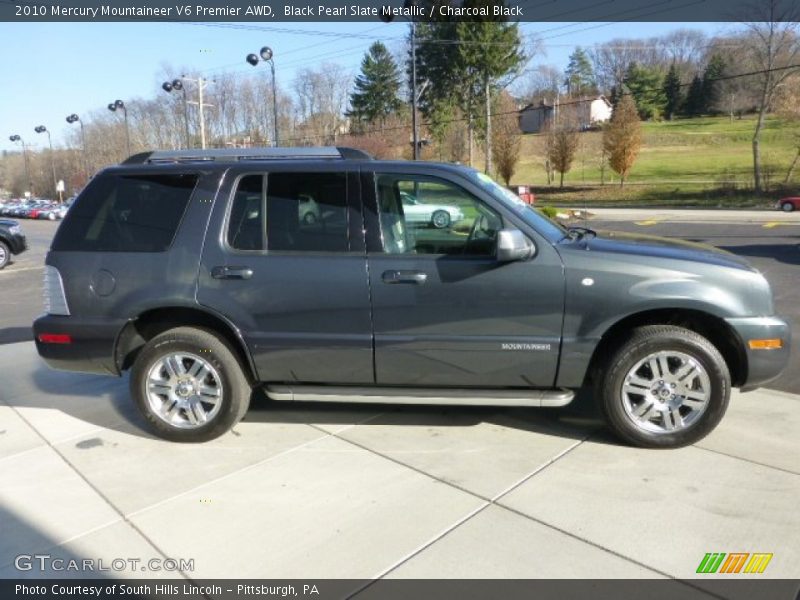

{"left": 496, "top": 229, "right": 535, "bottom": 262}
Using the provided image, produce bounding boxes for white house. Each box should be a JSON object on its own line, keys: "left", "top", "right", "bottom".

{"left": 519, "top": 95, "right": 613, "bottom": 133}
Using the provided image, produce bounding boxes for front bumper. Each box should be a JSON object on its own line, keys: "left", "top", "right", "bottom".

{"left": 7, "top": 232, "right": 27, "bottom": 254}
{"left": 725, "top": 316, "right": 791, "bottom": 390}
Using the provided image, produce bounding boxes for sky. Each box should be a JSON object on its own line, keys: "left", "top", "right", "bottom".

{"left": 0, "top": 21, "right": 734, "bottom": 153}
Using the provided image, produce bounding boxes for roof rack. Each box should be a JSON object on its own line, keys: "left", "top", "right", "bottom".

{"left": 121, "top": 146, "right": 372, "bottom": 165}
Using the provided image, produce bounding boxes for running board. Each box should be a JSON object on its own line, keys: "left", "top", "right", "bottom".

{"left": 265, "top": 385, "right": 574, "bottom": 408}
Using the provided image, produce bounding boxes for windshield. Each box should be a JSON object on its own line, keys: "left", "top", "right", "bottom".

{"left": 469, "top": 171, "right": 567, "bottom": 241}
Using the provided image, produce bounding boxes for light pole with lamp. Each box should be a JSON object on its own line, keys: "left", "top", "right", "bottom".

{"left": 107, "top": 99, "right": 131, "bottom": 157}
{"left": 162, "top": 79, "right": 191, "bottom": 148}
{"left": 34, "top": 126, "right": 59, "bottom": 201}
{"left": 66, "top": 114, "right": 88, "bottom": 182}
{"left": 9, "top": 134, "right": 32, "bottom": 195}
{"left": 246, "top": 47, "right": 279, "bottom": 147}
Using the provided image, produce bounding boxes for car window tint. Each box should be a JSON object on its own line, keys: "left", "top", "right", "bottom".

{"left": 375, "top": 174, "right": 501, "bottom": 256}
{"left": 266, "top": 172, "right": 349, "bottom": 252}
{"left": 52, "top": 173, "right": 197, "bottom": 252}
{"left": 227, "top": 175, "right": 265, "bottom": 251}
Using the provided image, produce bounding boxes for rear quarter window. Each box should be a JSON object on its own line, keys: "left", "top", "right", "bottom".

{"left": 52, "top": 173, "right": 198, "bottom": 252}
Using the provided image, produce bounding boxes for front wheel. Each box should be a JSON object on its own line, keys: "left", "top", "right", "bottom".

{"left": 130, "top": 327, "right": 251, "bottom": 442}
{"left": 596, "top": 325, "right": 730, "bottom": 448}
{"left": 781, "top": 201, "right": 795, "bottom": 212}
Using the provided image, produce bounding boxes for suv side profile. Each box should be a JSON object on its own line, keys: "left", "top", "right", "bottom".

{"left": 34, "top": 147, "right": 790, "bottom": 448}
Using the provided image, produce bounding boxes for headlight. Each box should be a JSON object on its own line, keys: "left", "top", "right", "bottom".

{"left": 9, "top": 225, "right": 21, "bottom": 235}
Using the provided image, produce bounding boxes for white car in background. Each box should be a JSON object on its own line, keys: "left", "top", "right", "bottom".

{"left": 400, "top": 191, "right": 464, "bottom": 229}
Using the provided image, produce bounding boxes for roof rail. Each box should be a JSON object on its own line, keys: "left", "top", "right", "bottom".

{"left": 121, "top": 146, "right": 372, "bottom": 165}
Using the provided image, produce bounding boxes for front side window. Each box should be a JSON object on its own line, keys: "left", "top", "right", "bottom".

{"left": 227, "top": 175, "right": 265, "bottom": 251}
{"left": 52, "top": 173, "right": 197, "bottom": 252}
{"left": 375, "top": 173, "right": 502, "bottom": 256}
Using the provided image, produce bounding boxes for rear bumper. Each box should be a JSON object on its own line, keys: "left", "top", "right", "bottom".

{"left": 725, "top": 316, "right": 791, "bottom": 391}
{"left": 33, "top": 314, "right": 122, "bottom": 376}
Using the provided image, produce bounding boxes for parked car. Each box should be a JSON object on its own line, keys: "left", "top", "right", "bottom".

{"left": 777, "top": 197, "right": 799, "bottom": 212}
{"left": 34, "top": 147, "right": 790, "bottom": 448}
{"left": 0, "top": 218, "right": 27, "bottom": 269}
{"left": 400, "top": 191, "right": 465, "bottom": 229}
{"left": 36, "top": 203, "right": 63, "bottom": 221}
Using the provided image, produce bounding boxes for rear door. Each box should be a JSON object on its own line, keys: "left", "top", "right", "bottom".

{"left": 197, "top": 165, "right": 373, "bottom": 384}
{"left": 362, "top": 167, "right": 566, "bottom": 388}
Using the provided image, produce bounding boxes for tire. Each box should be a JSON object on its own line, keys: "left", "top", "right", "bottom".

{"left": 302, "top": 211, "right": 317, "bottom": 225}
{"left": 781, "top": 201, "right": 795, "bottom": 212}
{"left": 0, "top": 241, "right": 9, "bottom": 270}
{"left": 130, "top": 327, "right": 252, "bottom": 442}
{"left": 431, "top": 210, "right": 451, "bottom": 229}
{"left": 595, "top": 325, "right": 730, "bottom": 448}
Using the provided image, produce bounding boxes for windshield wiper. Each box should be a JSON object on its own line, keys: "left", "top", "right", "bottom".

{"left": 566, "top": 226, "right": 597, "bottom": 240}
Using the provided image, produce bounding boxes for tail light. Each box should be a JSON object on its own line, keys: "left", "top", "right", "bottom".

{"left": 43, "top": 266, "right": 70, "bottom": 316}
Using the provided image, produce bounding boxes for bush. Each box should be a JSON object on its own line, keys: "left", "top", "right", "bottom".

{"left": 537, "top": 205, "right": 559, "bottom": 219}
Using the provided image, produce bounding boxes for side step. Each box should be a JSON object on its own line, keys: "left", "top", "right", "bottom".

{"left": 265, "top": 385, "right": 574, "bottom": 408}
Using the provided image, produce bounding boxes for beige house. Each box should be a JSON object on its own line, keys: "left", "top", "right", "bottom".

{"left": 519, "top": 95, "right": 613, "bottom": 133}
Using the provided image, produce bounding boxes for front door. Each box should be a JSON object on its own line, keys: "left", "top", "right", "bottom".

{"left": 197, "top": 167, "right": 373, "bottom": 384}
{"left": 363, "top": 168, "right": 565, "bottom": 388}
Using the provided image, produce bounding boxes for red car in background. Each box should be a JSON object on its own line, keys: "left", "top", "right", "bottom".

{"left": 777, "top": 197, "right": 799, "bottom": 212}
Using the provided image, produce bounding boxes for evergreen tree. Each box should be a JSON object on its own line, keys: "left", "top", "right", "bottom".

{"left": 564, "top": 47, "right": 596, "bottom": 96}
{"left": 702, "top": 53, "right": 726, "bottom": 114}
{"left": 683, "top": 74, "right": 705, "bottom": 117}
{"left": 415, "top": 2, "right": 524, "bottom": 167}
{"left": 623, "top": 62, "right": 664, "bottom": 120}
{"left": 662, "top": 63, "right": 682, "bottom": 121}
{"left": 348, "top": 41, "right": 403, "bottom": 127}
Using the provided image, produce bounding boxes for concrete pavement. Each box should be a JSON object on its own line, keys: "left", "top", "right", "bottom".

{"left": 0, "top": 341, "right": 798, "bottom": 583}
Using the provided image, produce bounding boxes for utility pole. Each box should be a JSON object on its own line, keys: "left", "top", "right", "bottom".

{"left": 411, "top": 21, "right": 419, "bottom": 160}
{"left": 182, "top": 76, "right": 214, "bottom": 149}
{"left": 484, "top": 77, "right": 492, "bottom": 175}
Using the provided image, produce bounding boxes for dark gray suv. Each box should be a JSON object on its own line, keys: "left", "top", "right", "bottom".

{"left": 33, "top": 147, "right": 790, "bottom": 448}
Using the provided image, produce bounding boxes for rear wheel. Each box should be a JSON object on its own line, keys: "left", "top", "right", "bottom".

{"left": 431, "top": 210, "right": 451, "bottom": 229}
{"left": 130, "top": 327, "right": 251, "bottom": 442}
{"left": 781, "top": 201, "right": 795, "bottom": 212}
{"left": 0, "top": 241, "right": 9, "bottom": 270}
{"left": 596, "top": 325, "right": 730, "bottom": 448}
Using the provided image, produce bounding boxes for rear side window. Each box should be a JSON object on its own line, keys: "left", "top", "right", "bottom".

{"left": 52, "top": 173, "right": 197, "bottom": 252}
{"left": 225, "top": 172, "right": 350, "bottom": 253}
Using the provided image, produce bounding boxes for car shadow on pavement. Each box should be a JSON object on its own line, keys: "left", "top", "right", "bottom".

{"left": 719, "top": 243, "right": 800, "bottom": 265}
{"left": 0, "top": 326, "right": 33, "bottom": 344}
{"left": 16, "top": 364, "right": 607, "bottom": 445}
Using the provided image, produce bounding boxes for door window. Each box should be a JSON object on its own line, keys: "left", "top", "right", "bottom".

{"left": 375, "top": 174, "right": 502, "bottom": 256}
{"left": 226, "top": 172, "right": 350, "bottom": 253}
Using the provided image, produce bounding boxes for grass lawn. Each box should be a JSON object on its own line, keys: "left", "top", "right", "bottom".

{"left": 496, "top": 115, "right": 800, "bottom": 208}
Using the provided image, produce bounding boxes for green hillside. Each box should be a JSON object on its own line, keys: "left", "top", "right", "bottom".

{"left": 506, "top": 115, "right": 800, "bottom": 207}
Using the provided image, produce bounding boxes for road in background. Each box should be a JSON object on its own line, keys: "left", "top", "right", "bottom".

{"left": 1, "top": 217, "right": 797, "bottom": 393}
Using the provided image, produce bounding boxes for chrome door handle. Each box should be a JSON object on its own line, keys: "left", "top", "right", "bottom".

{"left": 211, "top": 266, "right": 253, "bottom": 280}
{"left": 382, "top": 270, "right": 427, "bottom": 284}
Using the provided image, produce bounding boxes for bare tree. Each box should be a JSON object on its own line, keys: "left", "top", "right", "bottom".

{"left": 740, "top": 0, "right": 800, "bottom": 193}
{"left": 546, "top": 122, "right": 580, "bottom": 188}
{"left": 492, "top": 92, "right": 522, "bottom": 185}
{"left": 603, "top": 94, "right": 642, "bottom": 187}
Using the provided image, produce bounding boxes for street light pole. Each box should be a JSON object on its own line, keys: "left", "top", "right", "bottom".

{"left": 411, "top": 21, "right": 419, "bottom": 160}
{"left": 108, "top": 100, "right": 131, "bottom": 157}
{"left": 162, "top": 79, "right": 190, "bottom": 148}
{"left": 246, "top": 47, "right": 279, "bottom": 147}
{"left": 178, "top": 76, "right": 214, "bottom": 150}
{"left": 66, "top": 114, "right": 88, "bottom": 181}
{"left": 34, "top": 126, "right": 58, "bottom": 200}
{"left": 9, "top": 135, "right": 32, "bottom": 195}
